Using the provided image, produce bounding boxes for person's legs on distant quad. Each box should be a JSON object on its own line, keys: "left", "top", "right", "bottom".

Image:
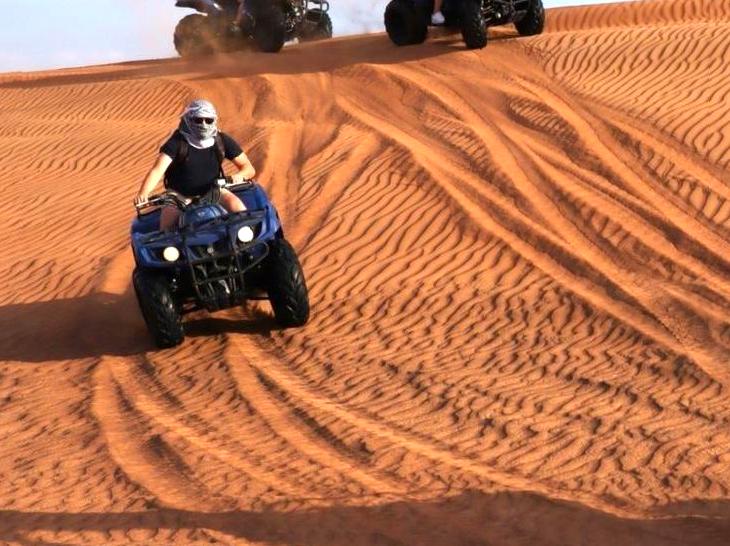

{"left": 235, "top": 0, "right": 250, "bottom": 30}
{"left": 215, "top": 0, "right": 245, "bottom": 32}
{"left": 432, "top": 0, "right": 445, "bottom": 25}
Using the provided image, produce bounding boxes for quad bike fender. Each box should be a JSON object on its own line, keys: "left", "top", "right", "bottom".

{"left": 233, "top": 183, "right": 283, "bottom": 239}
{"left": 132, "top": 230, "right": 185, "bottom": 269}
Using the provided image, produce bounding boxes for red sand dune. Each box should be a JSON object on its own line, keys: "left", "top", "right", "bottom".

{"left": 1, "top": 0, "right": 730, "bottom": 544}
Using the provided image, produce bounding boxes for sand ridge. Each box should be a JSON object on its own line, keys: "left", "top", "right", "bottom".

{"left": 1, "top": 0, "right": 730, "bottom": 544}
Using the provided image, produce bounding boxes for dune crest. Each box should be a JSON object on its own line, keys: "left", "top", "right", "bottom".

{"left": 1, "top": 0, "right": 730, "bottom": 544}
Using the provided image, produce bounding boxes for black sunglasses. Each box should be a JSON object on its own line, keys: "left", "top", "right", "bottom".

{"left": 193, "top": 117, "right": 216, "bottom": 125}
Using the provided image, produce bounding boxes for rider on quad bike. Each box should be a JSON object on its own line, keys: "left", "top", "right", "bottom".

{"left": 132, "top": 100, "right": 309, "bottom": 347}
{"left": 384, "top": 0, "right": 545, "bottom": 49}
{"left": 135, "top": 100, "right": 253, "bottom": 231}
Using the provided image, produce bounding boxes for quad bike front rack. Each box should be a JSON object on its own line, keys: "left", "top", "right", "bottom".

{"left": 180, "top": 211, "right": 270, "bottom": 311}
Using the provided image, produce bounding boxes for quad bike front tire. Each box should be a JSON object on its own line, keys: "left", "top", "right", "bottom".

{"left": 250, "top": 2, "right": 287, "bottom": 52}
{"left": 174, "top": 14, "right": 216, "bottom": 57}
{"left": 460, "top": 0, "right": 487, "bottom": 49}
{"left": 266, "top": 239, "right": 310, "bottom": 327}
{"left": 384, "top": 0, "right": 428, "bottom": 46}
{"left": 299, "top": 9, "right": 333, "bottom": 42}
{"left": 515, "top": 0, "right": 545, "bottom": 36}
{"left": 133, "top": 269, "right": 184, "bottom": 348}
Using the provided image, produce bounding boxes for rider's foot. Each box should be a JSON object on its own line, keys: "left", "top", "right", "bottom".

{"left": 431, "top": 11, "right": 445, "bottom": 25}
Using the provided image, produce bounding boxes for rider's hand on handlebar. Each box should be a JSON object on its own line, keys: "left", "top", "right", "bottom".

{"left": 230, "top": 173, "right": 249, "bottom": 185}
{"left": 134, "top": 193, "right": 149, "bottom": 207}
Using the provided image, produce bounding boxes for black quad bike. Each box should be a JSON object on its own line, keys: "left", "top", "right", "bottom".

{"left": 174, "top": 0, "right": 333, "bottom": 55}
{"left": 131, "top": 178, "right": 310, "bottom": 348}
{"left": 384, "top": 0, "right": 544, "bottom": 49}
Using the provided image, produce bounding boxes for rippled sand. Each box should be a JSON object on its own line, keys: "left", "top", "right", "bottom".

{"left": 1, "top": 0, "right": 729, "bottom": 544}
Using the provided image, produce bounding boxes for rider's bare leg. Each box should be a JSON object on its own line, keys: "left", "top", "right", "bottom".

{"left": 160, "top": 206, "right": 182, "bottom": 232}
{"left": 158, "top": 190, "right": 243, "bottom": 231}
{"left": 432, "top": 0, "right": 445, "bottom": 24}
{"left": 220, "top": 188, "right": 246, "bottom": 213}
{"left": 236, "top": 1, "right": 248, "bottom": 27}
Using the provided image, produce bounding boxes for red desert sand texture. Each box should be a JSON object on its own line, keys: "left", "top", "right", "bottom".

{"left": 1, "top": 0, "right": 730, "bottom": 544}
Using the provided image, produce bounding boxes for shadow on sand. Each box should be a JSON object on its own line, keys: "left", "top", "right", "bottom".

{"left": 1, "top": 490, "right": 729, "bottom": 545}
{"left": 0, "top": 287, "right": 276, "bottom": 363}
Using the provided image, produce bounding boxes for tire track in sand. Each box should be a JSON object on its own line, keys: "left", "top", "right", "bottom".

{"left": 333, "top": 65, "right": 730, "bottom": 387}
{"left": 97, "top": 354, "right": 307, "bottom": 499}
{"left": 224, "top": 341, "right": 408, "bottom": 496}
{"left": 229, "top": 335, "right": 701, "bottom": 519}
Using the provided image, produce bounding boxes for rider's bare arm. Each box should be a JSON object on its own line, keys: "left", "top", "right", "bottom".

{"left": 135, "top": 153, "right": 173, "bottom": 204}
{"left": 231, "top": 152, "right": 256, "bottom": 182}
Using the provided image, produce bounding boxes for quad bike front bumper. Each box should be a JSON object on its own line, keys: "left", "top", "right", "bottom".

{"left": 180, "top": 210, "right": 270, "bottom": 312}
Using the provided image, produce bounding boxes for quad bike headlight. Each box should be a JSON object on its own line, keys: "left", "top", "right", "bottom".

{"left": 162, "top": 246, "right": 180, "bottom": 262}
{"left": 237, "top": 226, "right": 255, "bottom": 243}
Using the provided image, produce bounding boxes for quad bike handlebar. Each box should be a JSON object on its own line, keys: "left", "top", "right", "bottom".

{"left": 136, "top": 192, "right": 188, "bottom": 212}
{"left": 135, "top": 177, "right": 253, "bottom": 213}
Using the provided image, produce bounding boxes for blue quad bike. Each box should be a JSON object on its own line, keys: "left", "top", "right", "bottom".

{"left": 384, "top": 0, "right": 545, "bottom": 49}
{"left": 131, "top": 179, "right": 310, "bottom": 348}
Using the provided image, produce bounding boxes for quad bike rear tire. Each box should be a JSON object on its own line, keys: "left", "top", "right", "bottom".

{"left": 174, "top": 14, "right": 216, "bottom": 57}
{"left": 250, "top": 2, "right": 287, "bottom": 52}
{"left": 460, "top": 0, "right": 487, "bottom": 49}
{"left": 515, "top": 0, "right": 545, "bottom": 36}
{"left": 133, "top": 269, "right": 184, "bottom": 348}
{"left": 266, "top": 239, "right": 310, "bottom": 327}
{"left": 384, "top": 0, "right": 428, "bottom": 46}
{"left": 299, "top": 9, "right": 333, "bottom": 42}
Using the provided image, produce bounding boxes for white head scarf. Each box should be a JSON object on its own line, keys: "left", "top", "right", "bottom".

{"left": 179, "top": 99, "right": 219, "bottom": 149}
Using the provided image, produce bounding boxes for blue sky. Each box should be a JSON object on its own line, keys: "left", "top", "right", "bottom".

{"left": 0, "top": 0, "right": 632, "bottom": 72}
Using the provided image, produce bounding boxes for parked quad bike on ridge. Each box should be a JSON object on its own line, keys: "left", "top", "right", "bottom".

{"left": 174, "top": 0, "right": 333, "bottom": 55}
{"left": 384, "top": 0, "right": 544, "bottom": 49}
{"left": 131, "top": 178, "right": 310, "bottom": 348}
